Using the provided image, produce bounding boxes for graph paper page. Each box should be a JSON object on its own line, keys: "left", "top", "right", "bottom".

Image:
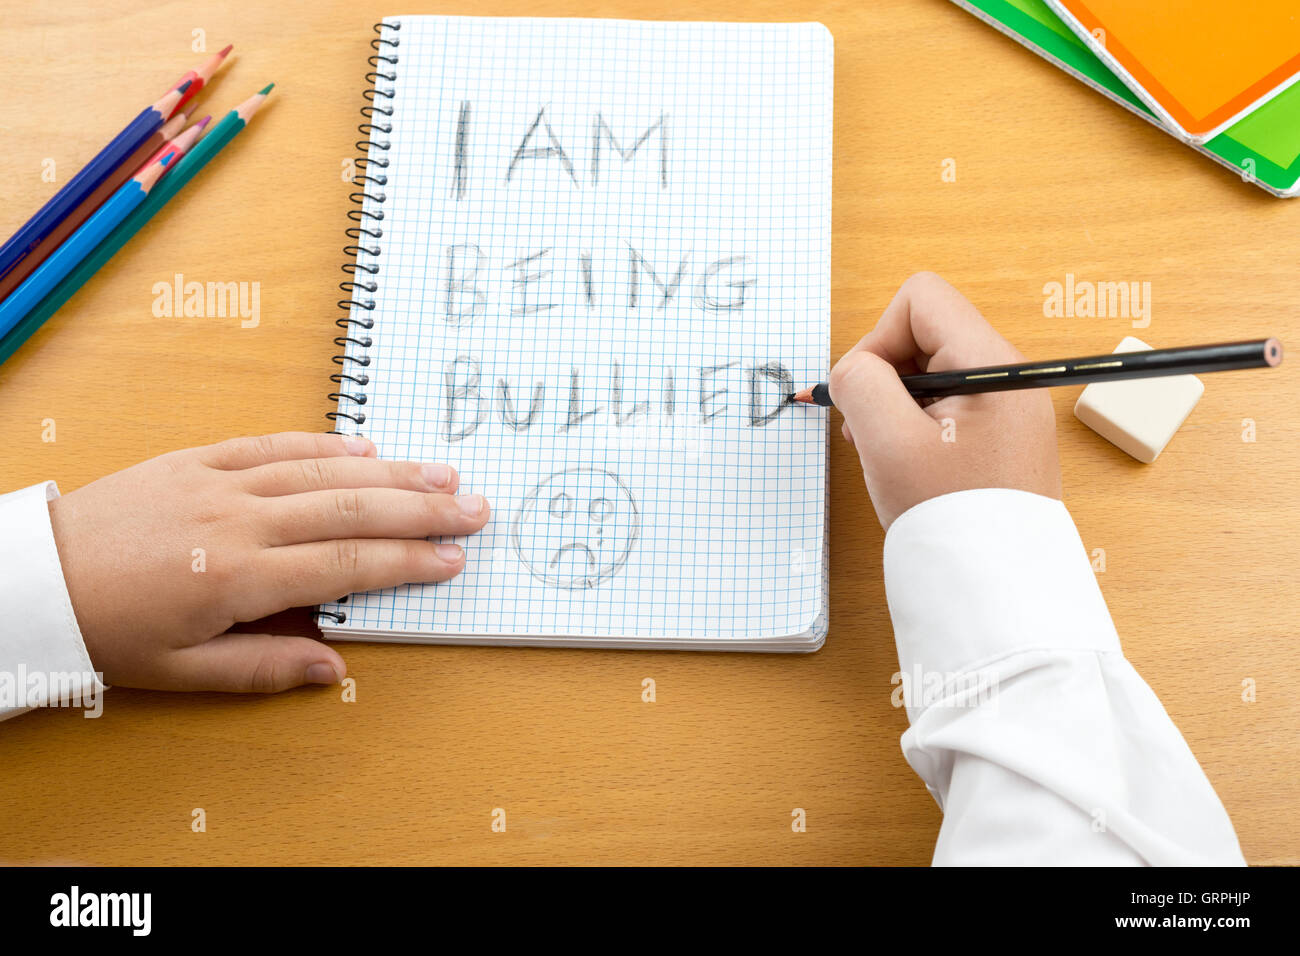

{"left": 325, "top": 16, "right": 831, "bottom": 640}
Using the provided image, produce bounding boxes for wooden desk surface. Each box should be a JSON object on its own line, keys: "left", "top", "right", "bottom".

{"left": 0, "top": 0, "right": 1295, "bottom": 866}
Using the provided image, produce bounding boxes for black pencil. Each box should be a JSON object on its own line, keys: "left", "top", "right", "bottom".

{"left": 791, "top": 338, "right": 1283, "bottom": 408}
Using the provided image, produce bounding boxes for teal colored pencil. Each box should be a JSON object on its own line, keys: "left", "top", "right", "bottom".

{"left": 0, "top": 84, "right": 273, "bottom": 367}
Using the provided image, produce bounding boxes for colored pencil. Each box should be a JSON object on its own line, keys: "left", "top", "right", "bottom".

{"left": 0, "top": 151, "right": 179, "bottom": 339}
{"left": 0, "top": 111, "right": 190, "bottom": 304}
{"left": 169, "top": 44, "right": 233, "bottom": 116}
{"left": 0, "top": 82, "right": 189, "bottom": 286}
{"left": 791, "top": 339, "right": 1284, "bottom": 408}
{"left": 0, "top": 86, "right": 273, "bottom": 366}
{"left": 139, "top": 114, "right": 211, "bottom": 171}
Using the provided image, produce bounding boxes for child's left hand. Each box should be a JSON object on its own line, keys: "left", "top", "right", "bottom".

{"left": 46, "top": 432, "right": 490, "bottom": 694}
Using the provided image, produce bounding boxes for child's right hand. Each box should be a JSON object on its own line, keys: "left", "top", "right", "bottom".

{"left": 829, "top": 272, "right": 1062, "bottom": 530}
{"left": 46, "top": 432, "right": 490, "bottom": 694}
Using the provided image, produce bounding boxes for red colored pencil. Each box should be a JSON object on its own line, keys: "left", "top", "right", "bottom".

{"left": 168, "top": 44, "right": 233, "bottom": 116}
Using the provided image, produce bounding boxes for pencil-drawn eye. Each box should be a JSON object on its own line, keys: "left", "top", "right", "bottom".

{"left": 512, "top": 468, "right": 640, "bottom": 590}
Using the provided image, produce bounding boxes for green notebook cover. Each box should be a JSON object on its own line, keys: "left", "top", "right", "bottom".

{"left": 951, "top": 0, "right": 1300, "bottom": 196}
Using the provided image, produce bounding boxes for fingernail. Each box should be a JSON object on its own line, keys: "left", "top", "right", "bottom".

{"left": 435, "top": 543, "right": 464, "bottom": 561}
{"left": 422, "top": 463, "right": 453, "bottom": 489}
{"left": 306, "top": 662, "right": 340, "bottom": 684}
{"left": 457, "top": 494, "right": 484, "bottom": 516}
{"left": 343, "top": 436, "right": 374, "bottom": 456}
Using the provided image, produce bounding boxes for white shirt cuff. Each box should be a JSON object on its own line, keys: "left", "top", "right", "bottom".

{"left": 882, "top": 487, "right": 1243, "bottom": 865}
{"left": 0, "top": 482, "right": 104, "bottom": 719}
{"left": 884, "top": 488, "right": 1118, "bottom": 696}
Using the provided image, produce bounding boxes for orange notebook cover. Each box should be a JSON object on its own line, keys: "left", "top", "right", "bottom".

{"left": 1050, "top": 0, "right": 1300, "bottom": 139}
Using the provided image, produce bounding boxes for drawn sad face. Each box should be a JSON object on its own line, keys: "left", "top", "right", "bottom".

{"left": 511, "top": 468, "right": 640, "bottom": 589}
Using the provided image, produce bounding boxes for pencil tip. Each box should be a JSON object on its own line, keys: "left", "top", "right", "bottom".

{"left": 1266, "top": 337, "right": 1284, "bottom": 367}
{"left": 177, "top": 79, "right": 193, "bottom": 93}
{"left": 161, "top": 150, "right": 177, "bottom": 166}
{"left": 790, "top": 388, "right": 813, "bottom": 404}
{"left": 196, "top": 115, "right": 213, "bottom": 129}
{"left": 218, "top": 44, "right": 233, "bottom": 57}
{"left": 259, "top": 82, "right": 275, "bottom": 95}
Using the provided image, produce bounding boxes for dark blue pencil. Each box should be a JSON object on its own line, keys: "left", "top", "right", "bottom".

{"left": 0, "top": 150, "right": 179, "bottom": 339}
{"left": 0, "top": 81, "right": 190, "bottom": 285}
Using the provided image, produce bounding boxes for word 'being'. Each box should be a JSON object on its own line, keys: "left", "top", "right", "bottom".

{"left": 443, "top": 245, "right": 754, "bottom": 326}
{"left": 443, "top": 356, "right": 795, "bottom": 442}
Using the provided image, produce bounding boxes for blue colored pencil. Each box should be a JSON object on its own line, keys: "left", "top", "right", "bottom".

{"left": 0, "top": 82, "right": 189, "bottom": 285}
{"left": 0, "top": 150, "right": 179, "bottom": 339}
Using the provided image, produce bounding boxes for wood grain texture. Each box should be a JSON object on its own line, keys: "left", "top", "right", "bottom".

{"left": 0, "top": 0, "right": 1295, "bottom": 865}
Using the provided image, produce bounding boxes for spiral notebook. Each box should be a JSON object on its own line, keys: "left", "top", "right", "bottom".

{"left": 318, "top": 16, "right": 832, "bottom": 652}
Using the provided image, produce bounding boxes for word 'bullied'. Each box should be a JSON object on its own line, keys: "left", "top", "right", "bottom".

{"left": 443, "top": 356, "right": 795, "bottom": 442}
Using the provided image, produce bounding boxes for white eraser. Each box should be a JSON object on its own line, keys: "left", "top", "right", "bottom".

{"left": 1073, "top": 336, "right": 1204, "bottom": 463}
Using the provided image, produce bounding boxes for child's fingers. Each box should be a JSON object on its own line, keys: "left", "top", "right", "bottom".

{"left": 239, "top": 456, "right": 459, "bottom": 497}
{"left": 166, "top": 632, "right": 346, "bottom": 694}
{"left": 829, "top": 349, "right": 937, "bottom": 452}
{"left": 254, "top": 538, "right": 469, "bottom": 610}
{"left": 847, "top": 272, "right": 1015, "bottom": 373}
{"left": 257, "top": 488, "right": 489, "bottom": 545}
{"left": 198, "top": 431, "right": 376, "bottom": 470}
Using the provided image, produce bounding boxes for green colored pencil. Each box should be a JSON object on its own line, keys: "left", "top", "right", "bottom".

{"left": 0, "top": 84, "right": 274, "bottom": 367}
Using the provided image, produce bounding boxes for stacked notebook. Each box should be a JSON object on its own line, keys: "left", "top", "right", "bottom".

{"left": 318, "top": 17, "right": 833, "bottom": 651}
{"left": 952, "top": 0, "right": 1300, "bottom": 196}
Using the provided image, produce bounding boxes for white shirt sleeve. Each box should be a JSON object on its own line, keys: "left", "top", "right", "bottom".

{"left": 883, "top": 488, "right": 1244, "bottom": 866}
{"left": 0, "top": 482, "right": 105, "bottom": 721}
